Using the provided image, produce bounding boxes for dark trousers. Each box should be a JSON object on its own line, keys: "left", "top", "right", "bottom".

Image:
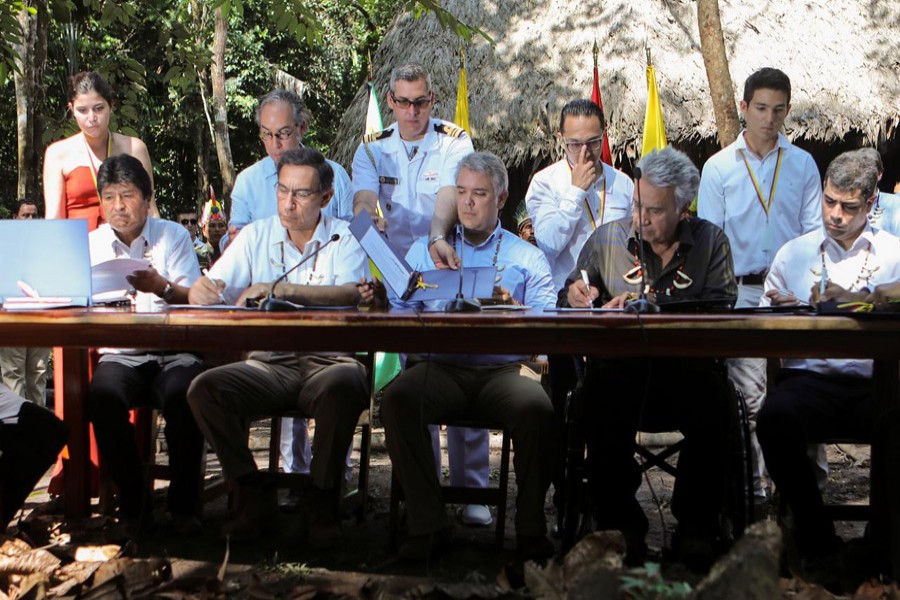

{"left": 382, "top": 361, "right": 557, "bottom": 538}
{"left": 89, "top": 359, "right": 205, "bottom": 517}
{"left": 757, "top": 369, "right": 872, "bottom": 555}
{"left": 582, "top": 358, "right": 730, "bottom": 538}
{"left": 0, "top": 402, "right": 67, "bottom": 527}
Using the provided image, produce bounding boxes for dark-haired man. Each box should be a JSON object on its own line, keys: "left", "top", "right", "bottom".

{"left": 758, "top": 150, "right": 900, "bottom": 565}
{"left": 88, "top": 154, "right": 205, "bottom": 533}
{"left": 228, "top": 89, "right": 354, "bottom": 484}
{"left": 698, "top": 68, "right": 822, "bottom": 498}
{"left": 188, "top": 147, "right": 370, "bottom": 548}
{"left": 526, "top": 99, "right": 634, "bottom": 293}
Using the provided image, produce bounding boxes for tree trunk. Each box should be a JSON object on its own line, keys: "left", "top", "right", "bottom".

{"left": 195, "top": 117, "right": 209, "bottom": 209}
{"left": 210, "top": 6, "right": 235, "bottom": 205}
{"left": 13, "top": 2, "right": 36, "bottom": 200}
{"left": 697, "top": 0, "right": 741, "bottom": 148}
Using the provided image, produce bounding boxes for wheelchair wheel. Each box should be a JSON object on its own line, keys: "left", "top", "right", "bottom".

{"left": 719, "top": 382, "right": 755, "bottom": 545}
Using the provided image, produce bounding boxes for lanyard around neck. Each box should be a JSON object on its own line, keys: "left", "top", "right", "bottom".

{"left": 738, "top": 147, "right": 783, "bottom": 217}
{"left": 84, "top": 132, "right": 113, "bottom": 195}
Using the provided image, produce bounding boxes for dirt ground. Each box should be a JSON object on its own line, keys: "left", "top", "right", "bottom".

{"left": 17, "top": 421, "right": 875, "bottom": 596}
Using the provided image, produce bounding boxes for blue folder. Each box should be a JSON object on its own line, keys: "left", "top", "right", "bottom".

{"left": 0, "top": 219, "right": 92, "bottom": 306}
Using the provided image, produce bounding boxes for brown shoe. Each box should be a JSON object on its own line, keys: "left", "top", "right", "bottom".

{"left": 221, "top": 481, "right": 277, "bottom": 541}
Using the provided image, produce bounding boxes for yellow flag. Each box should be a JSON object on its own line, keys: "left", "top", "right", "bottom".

{"left": 641, "top": 64, "right": 668, "bottom": 157}
{"left": 455, "top": 49, "right": 470, "bottom": 134}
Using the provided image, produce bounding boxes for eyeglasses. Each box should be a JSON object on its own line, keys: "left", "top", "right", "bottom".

{"left": 389, "top": 91, "right": 433, "bottom": 110}
{"left": 563, "top": 137, "right": 605, "bottom": 153}
{"left": 181, "top": 218, "right": 198, "bottom": 225}
{"left": 276, "top": 183, "right": 322, "bottom": 202}
{"left": 259, "top": 127, "right": 296, "bottom": 142}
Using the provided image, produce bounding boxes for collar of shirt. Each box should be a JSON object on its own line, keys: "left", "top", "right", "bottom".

{"left": 626, "top": 218, "right": 696, "bottom": 255}
{"left": 272, "top": 213, "right": 334, "bottom": 256}
{"left": 263, "top": 156, "right": 277, "bottom": 180}
{"left": 109, "top": 218, "right": 153, "bottom": 258}
{"left": 458, "top": 220, "right": 503, "bottom": 252}
{"left": 735, "top": 130, "right": 790, "bottom": 161}
{"left": 383, "top": 119, "right": 441, "bottom": 156}
{"left": 819, "top": 223, "right": 877, "bottom": 257}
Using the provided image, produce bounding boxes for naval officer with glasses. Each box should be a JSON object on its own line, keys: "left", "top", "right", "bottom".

{"left": 352, "top": 62, "right": 494, "bottom": 526}
{"left": 351, "top": 62, "right": 474, "bottom": 263}
{"left": 228, "top": 89, "right": 353, "bottom": 246}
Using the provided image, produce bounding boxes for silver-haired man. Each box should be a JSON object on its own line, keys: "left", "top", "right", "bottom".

{"left": 566, "top": 147, "right": 737, "bottom": 571}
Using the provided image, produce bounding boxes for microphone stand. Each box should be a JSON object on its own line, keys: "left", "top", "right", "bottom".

{"left": 259, "top": 233, "right": 340, "bottom": 312}
{"left": 625, "top": 167, "right": 660, "bottom": 314}
{"left": 444, "top": 224, "right": 482, "bottom": 312}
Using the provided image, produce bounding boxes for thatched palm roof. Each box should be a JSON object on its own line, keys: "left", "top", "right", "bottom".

{"left": 331, "top": 0, "right": 900, "bottom": 169}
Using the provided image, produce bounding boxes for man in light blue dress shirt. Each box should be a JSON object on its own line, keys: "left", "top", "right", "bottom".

{"left": 227, "top": 89, "right": 354, "bottom": 486}
{"left": 380, "top": 152, "right": 558, "bottom": 562}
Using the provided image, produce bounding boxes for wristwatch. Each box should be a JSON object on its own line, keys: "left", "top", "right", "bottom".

{"left": 159, "top": 281, "right": 175, "bottom": 302}
{"left": 428, "top": 234, "right": 446, "bottom": 247}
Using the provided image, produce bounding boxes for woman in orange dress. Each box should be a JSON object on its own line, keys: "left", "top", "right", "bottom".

{"left": 42, "top": 71, "right": 159, "bottom": 497}
{"left": 44, "top": 71, "right": 159, "bottom": 225}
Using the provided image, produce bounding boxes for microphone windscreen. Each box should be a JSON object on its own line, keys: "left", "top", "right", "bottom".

{"left": 331, "top": 233, "right": 340, "bottom": 241}
{"left": 633, "top": 167, "right": 642, "bottom": 180}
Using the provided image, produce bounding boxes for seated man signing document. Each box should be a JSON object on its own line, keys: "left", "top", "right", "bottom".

{"left": 187, "top": 148, "right": 371, "bottom": 548}
{"left": 564, "top": 147, "right": 737, "bottom": 571}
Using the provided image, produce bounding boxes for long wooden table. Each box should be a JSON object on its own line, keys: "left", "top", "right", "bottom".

{"left": 1, "top": 307, "right": 898, "bottom": 574}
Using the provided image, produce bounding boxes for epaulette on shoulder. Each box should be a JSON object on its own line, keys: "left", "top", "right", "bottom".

{"left": 434, "top": 122, "right": 465, "bottom": 138}
{"left": 363, "top": 128, "right": 393, "bottom": 144}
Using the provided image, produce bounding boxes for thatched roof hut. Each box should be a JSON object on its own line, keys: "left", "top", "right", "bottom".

{"left": 331, "top": 0, "right": 900, "bottom": 178}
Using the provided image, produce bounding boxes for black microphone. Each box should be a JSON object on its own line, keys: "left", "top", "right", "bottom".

{"left": 625, "top": 167, "right": 660, "bottom": 314}
{"left": 259, "top": 233, "right": 340, "bottom": 312}
{"left": 444, "top": 223, "right": 482, "bottom": 312}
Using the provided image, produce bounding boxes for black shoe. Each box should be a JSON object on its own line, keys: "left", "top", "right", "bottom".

{"left": 398, "top": 527, "right": 452, "bottom": 561}
{"left": 516, "top": 534, "right": 555, "bottom": 562}
{"left": 171, "top": 514, "right": 203, "bottom": 536}
{"left": 672, "top": 524, "right": 717, "bottom": 573}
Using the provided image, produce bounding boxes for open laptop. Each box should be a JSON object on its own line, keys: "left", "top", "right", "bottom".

{"left": 0, "top": 219, "right": 92, "bottom": 307}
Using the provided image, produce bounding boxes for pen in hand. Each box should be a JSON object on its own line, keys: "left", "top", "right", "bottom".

{"left": 819, "top": 263, "right": 828, "bottom": 298}
{"left": 202, "top": 268, "right": 227, "bottom": 304}
{"left": 580, "top": 269, "right": 594, "bottom": 308}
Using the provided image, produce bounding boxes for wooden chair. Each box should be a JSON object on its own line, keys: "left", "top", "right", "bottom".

{"left": 389, "top": 419, "right": 512, "bottom": 547}
{"left": 265, "top": 352, "right": 376, "bottom": 522}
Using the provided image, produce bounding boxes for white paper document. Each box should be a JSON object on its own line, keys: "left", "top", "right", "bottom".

{"left": 91, "top": 258, "right": 151, "bottom": 301}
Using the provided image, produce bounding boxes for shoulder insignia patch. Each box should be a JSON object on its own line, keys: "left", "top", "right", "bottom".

{"left": 434, "top": 123, "right": 465, "bottom": 138}
{"left": 363, "top": 128, "right": 393, "bottom": 144}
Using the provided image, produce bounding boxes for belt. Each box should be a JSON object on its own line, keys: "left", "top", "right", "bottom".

{"left": 736, "top": 272, "right": 767, "bottom": 286}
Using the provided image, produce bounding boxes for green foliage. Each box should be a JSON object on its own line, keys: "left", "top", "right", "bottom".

{"left": 0, "top": 0, "right": 483, "bottom": 216}
{"left": 619, "top": 563, "right": 692, "bottom": 600}
{"left": 407, "top": 0, "right": 493, "bottom": 44}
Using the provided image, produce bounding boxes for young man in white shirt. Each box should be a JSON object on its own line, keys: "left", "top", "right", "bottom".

{"left": 188, "top": 148, "right": 370, "bottom": 548}
{"left": 758, "top": 150, "right": 900, "bottom": 566}
{"left": 525, "top": 98, "right": 634, "bottom": 293}
{"left": 698, "top": 68, "right": 822, "bottom": 497}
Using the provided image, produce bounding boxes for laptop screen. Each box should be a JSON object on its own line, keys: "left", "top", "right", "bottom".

{"left": 0, "top": 219, "right": 91, "bottom": 305}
